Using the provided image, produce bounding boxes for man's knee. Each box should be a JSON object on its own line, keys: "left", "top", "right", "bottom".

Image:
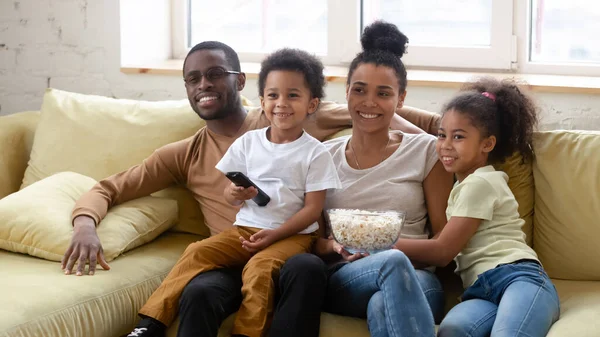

{"left": 180, "top": 279, "right": 216, "bottom": 309}
{"left": 280, "top": 253, "right": 327, "bottom": 286}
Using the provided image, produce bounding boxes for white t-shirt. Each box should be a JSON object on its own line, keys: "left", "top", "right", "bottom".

{"left": 448, "top": 165, "right": 539, "bottom": 288}
{"left": 216, "top": 127, "right": 342, "bottom": 234}
{"left": 323, "top": 131, "right": 439, "bottom": 240}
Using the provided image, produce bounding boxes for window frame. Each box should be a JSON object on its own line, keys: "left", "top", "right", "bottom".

{"left": 170, "top": 0, "right": 600, "bottom": 76}
{"left": 170, "top": 0, "right": 362, "bottom": 66}
{"left": 360, "top": 0, "right": 515, "bottom": 70}
{"left": 514, "top": 0, "right": 600, "bottom": 76}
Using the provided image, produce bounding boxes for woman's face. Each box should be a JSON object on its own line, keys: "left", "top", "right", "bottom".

{"left": 346, "top": 63, "right": 406, "bottom": 134}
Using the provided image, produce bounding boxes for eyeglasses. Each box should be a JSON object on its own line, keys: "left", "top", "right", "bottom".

{"left": 184, "top": 68, "right": 241, "bottom": 85}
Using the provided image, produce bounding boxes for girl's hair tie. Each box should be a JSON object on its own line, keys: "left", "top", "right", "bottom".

{"left": 482, "top": 91, "right": 496, "bottom": 101}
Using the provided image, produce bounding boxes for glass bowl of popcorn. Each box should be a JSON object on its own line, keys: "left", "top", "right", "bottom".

{"left": 325, "top": 208, "right": 406, "bottom": 255}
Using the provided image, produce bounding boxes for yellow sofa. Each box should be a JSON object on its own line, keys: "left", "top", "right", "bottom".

{"left": 1, "top": 106, "right": 599, "bottom": 337}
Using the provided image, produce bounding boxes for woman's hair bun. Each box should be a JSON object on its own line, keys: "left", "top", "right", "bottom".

{"left": 361, "top": 20, "right": 408, "bottom": 57}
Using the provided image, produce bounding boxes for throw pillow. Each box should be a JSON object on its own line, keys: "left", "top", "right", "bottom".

{"left": 0, "top": 171, "right": 178, "bottom": 262}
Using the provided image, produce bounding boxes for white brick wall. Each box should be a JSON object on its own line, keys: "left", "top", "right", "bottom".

{"left": 0, "top": 0, "right": 186, "bottom": 115}
{"left": 0, "top": 0, "right": 598, "bottom": 130}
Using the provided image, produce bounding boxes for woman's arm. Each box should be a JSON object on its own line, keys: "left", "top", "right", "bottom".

{"left": 394, "top": 160, "right": 452, "bottom": 269}
{"left": 423, "top": 161, "right": 454, "bottom": 235}
{"left": 395, "top": 216, "right": 481, "bottom": 267}
{"left": 314, "top": 214, "right": 335, "bottom": 257}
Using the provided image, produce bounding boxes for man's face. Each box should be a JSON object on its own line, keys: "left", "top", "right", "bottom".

{"left": 183, "top": 49, "right": 246, "bottom": 120}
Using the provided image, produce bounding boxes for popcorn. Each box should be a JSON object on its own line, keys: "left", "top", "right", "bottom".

{"left": 326, "top": 209, "right": 405, "bottom": 253}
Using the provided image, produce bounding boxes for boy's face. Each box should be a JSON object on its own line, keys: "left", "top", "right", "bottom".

{"left": 260, "top": 70, "right": 319, "bottom": 135}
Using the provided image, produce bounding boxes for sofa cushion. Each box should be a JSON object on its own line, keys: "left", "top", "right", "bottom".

{"left": 152, "top": 186, "right": 209, "bottom": 238}
{"left": 0, "top": 171, "right": 178, "bottom": 262}
{"left": 20, "top": 88, "right": 207, "bottom": 236}
{"left": 0, "top": 111, "right": 39, "bottom": 200}
{"left": 494, "top": 152, "right": 534, "bottom": 247}
{"left": 0, "top": 232, "right": 200, "bottom": 337}
{"left": 546, "top": 279, "right": 600, "bottom": 337}
{"left": 533, "top": 130, "right": 600, "bottom": 280}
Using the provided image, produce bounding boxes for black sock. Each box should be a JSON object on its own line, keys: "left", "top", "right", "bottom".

{"left": 128, "top": 316, "right": 166, "bottom": 337}
{"left": 138, "top": 316, "right": 166, "bottom": 329}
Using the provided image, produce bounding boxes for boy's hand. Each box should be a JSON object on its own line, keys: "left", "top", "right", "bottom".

{"left": 240, "top": 229, "right": 280, "bottom": 253}
{"left": 226, "top": 182, "right": 258, "bottom": 202}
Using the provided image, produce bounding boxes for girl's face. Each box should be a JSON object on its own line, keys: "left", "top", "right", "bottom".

{"left": 346, "top": 63, "right": 406, "bottom": 135}
{"left": 436, "top": 109, "right": 496, "bottom": 182}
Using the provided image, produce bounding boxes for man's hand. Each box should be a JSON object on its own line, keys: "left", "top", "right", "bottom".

{"left": 61, "top": 215, "right": 110, "bottom": 276}
{"left": 225, "top": 183, "right": 258, "bottom": 206}
{"left": 331, "top": 236, "right": 368, "bottom": 262}
{"left": 239, "top": 229, "right": 281, "bottom": 253}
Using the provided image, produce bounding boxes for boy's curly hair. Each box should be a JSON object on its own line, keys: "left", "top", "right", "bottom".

{"left": 258, "top": 48, "right": 325, "bottom": 99}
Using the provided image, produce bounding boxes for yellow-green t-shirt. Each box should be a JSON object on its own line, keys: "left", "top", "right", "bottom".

{"left": 447, "top": 165, "right": 539, "bottom": 288}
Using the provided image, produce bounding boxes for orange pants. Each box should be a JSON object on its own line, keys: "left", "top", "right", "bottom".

{"left": 139, "top": 226, "right": 315, "bottom": 337}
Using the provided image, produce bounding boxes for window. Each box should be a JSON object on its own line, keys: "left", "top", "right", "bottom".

{"left": 173, "top": 0, "right": 360, "bottom": 65}
{"left": 188, "top": 0, "right": 328, "bottom": 56}
{"left": 362, "top": 0, "right": 514, "bottom": 70}
{"left": 171, "top": 0, "right": 600, "bottom": 75}
{"left": 517, "top": 0, "right": 600, "bottom": 75}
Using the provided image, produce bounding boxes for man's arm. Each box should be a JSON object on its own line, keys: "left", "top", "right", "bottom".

{"left": 396, "top": 105, "right": 442, "bottom": 136}
{"left": 390, "top": 114, "right": 425, "bottom": 134}
{"left": 303, "top": 101, "right": 353, "bottom": 141}
{"left": 304, "top": 101, "right": 442, "bottom": 140}
{"left": 62, "top": 138, "right": 191, "bottom": 276}
{"left": 71, "top": 148, "right": 186, "bottom": 225}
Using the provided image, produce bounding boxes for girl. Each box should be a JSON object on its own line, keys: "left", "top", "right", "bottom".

{"left": 396, "top": 77, "right": 560, "bottom": 337}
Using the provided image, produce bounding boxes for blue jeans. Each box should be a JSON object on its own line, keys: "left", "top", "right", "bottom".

{"left": 324, "top": 250, "right": 443, "bottom": 337}
{"left": 438, "top": 260, "right": 560, "bottom": 337}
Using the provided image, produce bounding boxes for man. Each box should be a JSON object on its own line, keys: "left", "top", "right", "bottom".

{"left": 60, "top": 41, "right": 351, "bottom": 337}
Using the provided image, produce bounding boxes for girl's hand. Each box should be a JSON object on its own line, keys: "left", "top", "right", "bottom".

{"left": 240, "top": 229, "right": 280, "bottom": 253}
{"left": 226, "top": 183, "right": 258, "bottom": 202}
{"left": 330, "top": 236, "right": 368, "bottom": 262}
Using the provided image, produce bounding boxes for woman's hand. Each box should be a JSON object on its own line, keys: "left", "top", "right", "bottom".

{"left": 331, "top": 236, "right": 369, "bottom": 262}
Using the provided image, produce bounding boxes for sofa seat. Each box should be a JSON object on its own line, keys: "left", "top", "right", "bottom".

{"left": 165, "top": 277, "right": 600, "bottom": 337}
{"left": 546, "top": 279, "right": 600, "bottom": 336}
{"left": 0, "top": 233, "right": 202, "bottom": 337}
{"left": 168, "top": 311, "right": 373, "bottom": 337}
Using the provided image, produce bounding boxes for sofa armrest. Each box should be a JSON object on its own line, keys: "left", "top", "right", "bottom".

{"left": 0, "top": 111, "right": 40, "bottom": 198}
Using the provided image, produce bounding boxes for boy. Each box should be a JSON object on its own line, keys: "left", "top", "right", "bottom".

{"left": 133, "top": 48, "right": 341, "bottom": 337}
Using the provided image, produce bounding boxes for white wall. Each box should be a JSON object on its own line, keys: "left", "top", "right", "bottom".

{"left": 1, "top": 0, "right": 599, "bottom": 130}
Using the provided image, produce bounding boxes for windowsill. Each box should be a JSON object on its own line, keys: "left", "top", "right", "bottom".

{"left": 121, "top": 60, "right": 600, "bottom": 94}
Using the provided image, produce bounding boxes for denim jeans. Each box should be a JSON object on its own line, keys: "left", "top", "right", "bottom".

{"left": 438, "top": 260, "right": 560, "bottom": 337}
{"left": 324, "top": 250, "right": 441, "bottom": 337}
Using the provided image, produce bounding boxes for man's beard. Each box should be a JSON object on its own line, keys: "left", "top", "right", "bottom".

{"left": 194, "top": 105, "right": 229, "bottom": 121}
{"left": 191, "top": 94, "right": 238, "bottom": 121}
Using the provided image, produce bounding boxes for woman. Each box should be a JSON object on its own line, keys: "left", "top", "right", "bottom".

{"left": 314, "top": 21, "right": 453, "bottom": 337}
